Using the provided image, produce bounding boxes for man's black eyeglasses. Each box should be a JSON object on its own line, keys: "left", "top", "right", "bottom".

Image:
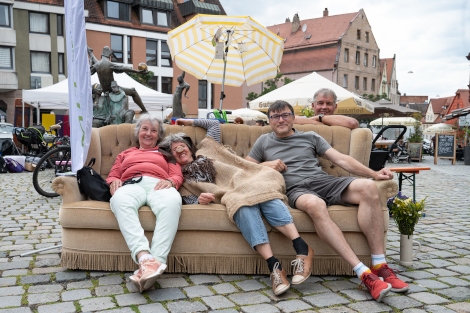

{"left": 269, "top": 113, "right": 294, "bottom": 121}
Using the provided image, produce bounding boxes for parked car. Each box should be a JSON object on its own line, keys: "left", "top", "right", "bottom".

{"left": 422, "top": 139, "right": 431, "bottom": 154}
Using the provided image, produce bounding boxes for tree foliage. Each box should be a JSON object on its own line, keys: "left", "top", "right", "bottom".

{"left": 128, "top": 71, "right": 155, "bottom": 87}
{"left": 246, "top": 73, "right": 294, "bottom": 101}
{"left": 408, "top": 112, "right": 424, "bottom": 143}
{"left": 363, "top": 93, "right": 391, "bottom": 102}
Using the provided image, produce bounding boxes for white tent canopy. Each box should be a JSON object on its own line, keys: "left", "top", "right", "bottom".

{"left": 226, "top": 108, "right": 268, "bottom": 123}
{"left": 424, "top": 123, "right": 457, "bottom": 134}
{"left": 370, "top": 117, "right": 420, "bottom": 126}
{"left": 22, "top": 73, "right": 173, "bottom": 111}
{"left": 249, "top": 72, "right": 374, "bottom": 113}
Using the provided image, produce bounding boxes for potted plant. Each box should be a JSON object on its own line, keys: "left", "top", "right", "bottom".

{"left": 387, "top": 192, "right": 426, "bottom": 266}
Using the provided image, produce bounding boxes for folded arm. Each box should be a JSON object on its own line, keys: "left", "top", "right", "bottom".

{"left": 294, "top": 115, "right": 359, "bottom": 129}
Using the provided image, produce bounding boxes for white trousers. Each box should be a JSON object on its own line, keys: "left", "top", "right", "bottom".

{"left": 110, "top": 176, "right": 182, "bottom": 264}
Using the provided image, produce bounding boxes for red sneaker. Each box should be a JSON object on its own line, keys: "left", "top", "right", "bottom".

{"left": 361, "top": 272, "right": 392, "bottom": 302}
{"left": 372, "top": 263, "right": 409, "bottom": 292}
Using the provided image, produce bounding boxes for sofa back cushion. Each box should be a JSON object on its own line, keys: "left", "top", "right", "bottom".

{"left": 88, "top": 123, "right": 372, "bottom": 178}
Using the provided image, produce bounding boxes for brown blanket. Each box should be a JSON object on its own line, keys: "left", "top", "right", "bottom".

{"left": 179, "top": 136, "right": 289, "bottom": 222}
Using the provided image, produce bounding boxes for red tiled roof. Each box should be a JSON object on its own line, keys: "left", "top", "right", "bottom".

{"left": 379, "top": 58, "right": 394, "bottom": 85}
{"left": 434, "top": 96, "right": 455, "bottom": 123}
{"left": 268, "top": 11, "right": 359, "bottom": 51}
{"left": 429, "top": 97, "right": 452, "bottom": 114}
{"left": 400, "top": 95, "right": 428, "bottom": 104}
{"left": 456, "top": 89, "right": 470, "bottom": 108}
{"left": 280, "top": 46, "right": 338, "bottom": 73}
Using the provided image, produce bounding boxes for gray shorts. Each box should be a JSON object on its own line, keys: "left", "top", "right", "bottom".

{"left": 286, "top": 175, "right": 357, "bottom": 208}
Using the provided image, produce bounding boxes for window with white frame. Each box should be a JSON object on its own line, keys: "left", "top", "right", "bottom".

{"left": 140, "top": 8, "right": 169, "bottom": 27}
{"left": 364, "top": 53, "right": 368, "bottom": 67}
{"left": 57, "top": 15, "right": 64, "bottom": 36}
{"left": 58, "top": 53, "right": 64, "bottom": 74}
{"left": 355, "top": 51, "right": 360, "bottom": 65}
{"left": 371, "top": 78, "right": 376, "bottom": 91}
{"left": 355, "top": 76, "right": 359, "bottom": 89}
{"left": 29, "top": 12, "right": 49, "bottom": 34}
{"left": 344, "top": 48, "right": 349, "bottom": 62}
{"left": 372, "top": 56, "right": 376, "bottom": 68}
{"left": 0, "top": 46, "right": 13, "bottom": 69}
{"left": 31, "top": 51, "right": 51, "bottom": 73}
{"left": 127, "top": 36, "right": 131, "bottom": 64}
{"left": 198, "top": 80, "right": 208, "bottom": 109}
{"left": 0, "top": 4, "right": 11, "bottom": 28}
{"left": 146, "top": 40, "right": 157, "bottom": 66}
{"left": 162, "top": 77, "right": 172, "bottom": 94}
{"left": 363, "top": 77, "right": 367, "bottom": 90}
{"left": 161, "top": 41, "right": 171, "bottom": 67}
{"left": 343, "top": 74, "right": 348, "bottom": 88}
{"left": 110, "top": 34, "right": 123, "bottom": 63}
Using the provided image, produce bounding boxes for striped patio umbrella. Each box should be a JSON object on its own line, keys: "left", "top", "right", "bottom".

{"left": 167, "top": 14, "right": 284, "bottom": 110}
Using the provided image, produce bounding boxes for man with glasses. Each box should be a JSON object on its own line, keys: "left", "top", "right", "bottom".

{"left": 293, "top": 88, "right": 359, "bottom": 129}
{"left": 245, "top": 100, "right": 409, "bottom": 303}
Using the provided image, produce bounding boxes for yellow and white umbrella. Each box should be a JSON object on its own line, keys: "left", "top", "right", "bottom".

{"left": 168, "top": 14, "right": 284, "bottom": 110}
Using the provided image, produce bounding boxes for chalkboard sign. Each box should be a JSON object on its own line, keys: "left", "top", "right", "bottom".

{"left": 435, "top": 132, "right": 456, "bottom": 165}
{"left": 408, "top": 143, "right": 422, "bottom": 161}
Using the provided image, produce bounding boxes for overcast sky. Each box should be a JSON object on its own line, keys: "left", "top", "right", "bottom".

{"left": 220, "top": 0, "right": 470, "bottom": 100}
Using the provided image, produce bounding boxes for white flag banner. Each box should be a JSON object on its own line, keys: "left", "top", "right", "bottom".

{"left": 65, "top": 0, "right": 92, "bottom": 173}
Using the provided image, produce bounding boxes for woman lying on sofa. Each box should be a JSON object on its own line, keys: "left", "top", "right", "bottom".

{"left": 106, "top": 113, "right": 183, "bottom": 293}
{"left": 160, "top": 119, "right": 313, "bottom": 296}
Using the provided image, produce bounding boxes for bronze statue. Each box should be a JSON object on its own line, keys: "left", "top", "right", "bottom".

{"left": 88, "top": 46, "right": 148, "bottom": 114}
{"left": 172, "top": 71, "right": 190, "bottom": 118}
{"left": 92, "top": 83, "right": 110, "bottom": 128}
{"left": 108, "top": 81, "right": 134, "bottom": 124}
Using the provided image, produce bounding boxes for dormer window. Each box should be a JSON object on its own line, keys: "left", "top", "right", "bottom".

{"left": 139, "top": 7, "right": 170, "bottom": 27}
{"left": 105, "top": 1, "right": 131, "bottom": 21}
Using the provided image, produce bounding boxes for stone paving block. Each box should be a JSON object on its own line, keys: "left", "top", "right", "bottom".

{"left": 414, "top": 279, "right": 451, "bottom": 289}
{"left": 236, "top": 279, "right": 265, "bottom": 291}
{"left": 28, "top": 284, "right": 63, "bottom": 293}
{"left": 0, "top": 278, "right": 16, "bottom": 287}
{"left": 156, "top": 277, "right": 189, "bottom": 288}
{"left": 89, "top": 271, "right": 110, "bottom": 277}
{"left": 424, "top": 305, "right": 459, "bottom": 312}
{"left": 96, "top": 308, "right": 134, "bottom": 313}
{"left": 0, "top": 287, "right": 24, "bottom": 297}
{"left": 28, "top": 292, "right": 60, "bottom": 305}
{"left": 213, "top": 283, "right": 238, "bottom": 294}
{"left": 424, "top": 259, "right": 456, "bottom": 268}
{"left": 348, "top": 301, "right": 392, "bottom": 312}
{"left": 437, "top": 287, "right": 470, "bottom": 301}
{"left": 61, "top": 289, "right": 92, "bottom": 301}
{"left": 66, "top": 281, "right": 94, "bottom": 290}
{"left": 320, "top": 275, "right": 347, "bottom": 281}
{"left": 228, "top": 292, "right": 270, "bottom": 305}
{"left": 448, "top": 258, "right": 470, "bottom": 265}
{"left": 0, "top": 296, "right": 22, "bottom": 308}
{"left": 323, "top": 280, "right": 357, "bottom": 292}
{"left": 303, "top": 293, "right": 350, "bottom": 307}
{"left": 383, "top": 295, "right": 423, "bottom": 309}
{"left": 318, "top": 306, "right": 356, "bottom": 313}
{"left": 408, "top": 261, "right": 434, "bottom": 270}
{"left": 241, "top": 303, "right": 279, "bottom": 313}
{"left": 0, "top": 261, "right": 29, "bottom": 271}
{"left": 220, "top": 275, "right": 247, "bottom": 282}
{"left": 426, "top": 269, "right": 459, "bottom": 277}
{"left": 402, "top": 310, "right": 426, "bottom": 313}
{"left": 34, "top": 258, "right": 60, "bottom": 267}
{"left": 445, "top": 302, "right": 470, "bottom": 312}
{"left": 20, "top": 274, "right": 51, "bottom": 284}
{"left": 340, "top": 289, "right": 370, "bottom": 301}
{"left": 166, "top": 301, "right": 207, "bottom": 313}
{"left": 292, "top": 282, "right": 331, "bottom": 295}
{"left": 126, "top": 282, "right": 139, "bottom": 293}
{"left": 98, "top": 275, "right": 123, "bottom": 285}
{"left": 37, "top": 302, "right": 76, "bottom": 313}
{"left": 201, "top": 295, "right": 235, "bottom": 310}
{"left": 207, "top": 310, "right": 238, "bottom": 313}
{"left": 138, "top": 303, "right": 168, "bottom": 313}
{"left": 95, "top": 285, "right": 124, "bottom": 297}
{"left": 408, "top": 284, "right": 429, "bottom": 293}
{"left": 184, "top": 285, "right": 214, "bottom": 298}
{"left": 32, "top": 267, "right": 67, "bottom": 274}
{"left": 275, "top": 299, "right": 312, "bottom": 312}
{"left": 55, "top": 271, "right": 87, "bottom": 282}
{"left": 264, "top": 289, "right": 299, "bottom": 301}
{"left": 401, "top": 271, "right": 437, "bottom": 279}
{"left": 429, "top": 251, "right": 459, "bottom": 258}
{"left": 437, "top": 276, "right": 470, "bottom": 286}
{"left": 79, "top": 297, "right": 116, "bottom": 312}
{"left": 408, "top": 292, "right": 450, "bottom": 304}
{"left": 115, "top": 293, "right": 147, "bottom": 306}
{"left": 189, "top": 274, "right": 221, "bottom": 285}
{"left": 446, "top": 265, "right": 470, "bottom": 274}
{"left": 147, "top": 288, "right": 186, "bottom": 302}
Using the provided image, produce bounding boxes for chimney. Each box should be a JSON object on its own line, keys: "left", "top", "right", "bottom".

{"left": 323, "top": 8, "right": 328, "bottom": 17}
{"left": 285, "top": 17, "right": 290, "bottom": 22}
{"left": 291, "top": 13, "right": 300, "bottom": 33}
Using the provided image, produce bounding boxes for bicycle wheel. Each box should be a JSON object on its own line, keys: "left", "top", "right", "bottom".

{"left": 32, "top": 146, "right": 72, "bottom": 197}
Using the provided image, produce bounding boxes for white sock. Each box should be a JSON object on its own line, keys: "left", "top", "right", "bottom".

{"left": 138, "top": 254, "right": 154, "bottom": 263}
{"left": 371, "top": 254, "right": 386, "bottom": 267}
{"left": 353, "top": 262, "right": 370, "bottom": 279}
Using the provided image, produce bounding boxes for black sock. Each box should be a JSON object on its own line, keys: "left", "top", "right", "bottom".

{"left": 266, "top": 256, "right": 282, "bottom": 272}
{"left": 292, "top": 237, "right": 309, "bottom": 256}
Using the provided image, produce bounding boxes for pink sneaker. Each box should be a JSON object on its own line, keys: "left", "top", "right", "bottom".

{"left": 130, "top": 259, "right": 167, "bottom": 292}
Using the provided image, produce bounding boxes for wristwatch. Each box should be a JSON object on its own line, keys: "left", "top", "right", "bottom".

{"left": 318, "top": 114, "right": 324, "bottom": 123}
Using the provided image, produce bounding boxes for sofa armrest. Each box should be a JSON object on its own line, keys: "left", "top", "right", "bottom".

{"left": 52, "top": 177, "right": 86, "bottom": 204}
{"left": 374, "top": 180, "right": 398, "bottom": 208}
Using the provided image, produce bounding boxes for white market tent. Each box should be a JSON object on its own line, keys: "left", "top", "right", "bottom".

{"left": 249, "top": 72, "right": 374, "bottom": 115}
{"left": 370, "top": 117, "right": 420, "bottom": 127}
{"left": 226, "top": 108, "right": 268, "bottom": 123}
{"left": 22, "top": 73, "right": 173, "bottom": 111}
{"left": 423, "top": 123, "right": 457, "bottom": 134}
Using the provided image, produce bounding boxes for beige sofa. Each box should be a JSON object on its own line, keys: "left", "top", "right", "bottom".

{"left": 53, "top": 123, "right": 397, "bottom": 275}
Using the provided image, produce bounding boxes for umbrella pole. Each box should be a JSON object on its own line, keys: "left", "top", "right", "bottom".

{"left": 219, "top": 58, "right": 227, "bottom": 111}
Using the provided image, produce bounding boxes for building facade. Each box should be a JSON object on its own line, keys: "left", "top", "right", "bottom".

{"left": 379, "top": 55, "right": 399, "bottom": 105}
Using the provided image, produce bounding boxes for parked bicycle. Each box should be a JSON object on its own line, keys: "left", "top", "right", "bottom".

{"left": 15, "top": 121, "right": 70, "bottom": 157}
{"left": 32, "top": 145, "right": 72, "bottom": 197}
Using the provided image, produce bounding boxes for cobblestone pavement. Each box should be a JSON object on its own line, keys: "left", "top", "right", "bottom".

{"left": 0, "top": 155, "right": 469, "bottom": 312}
